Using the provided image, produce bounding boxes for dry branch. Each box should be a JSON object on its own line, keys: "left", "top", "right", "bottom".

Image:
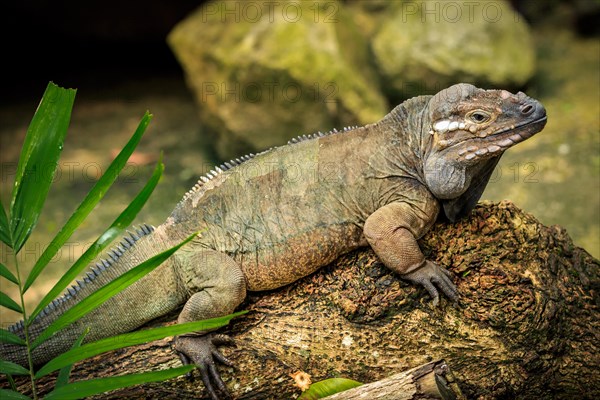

{"left": 322, "top": 359, "right": 465, "bottom": 400}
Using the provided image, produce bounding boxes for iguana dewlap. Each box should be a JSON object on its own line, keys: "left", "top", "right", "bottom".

{"left": 1, "top": 84, "right": 547, "bottom": 399}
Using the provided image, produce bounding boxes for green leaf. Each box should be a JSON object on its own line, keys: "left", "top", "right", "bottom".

{"left": 31, "top": 232, "right": 198, "bottom": 349}
{"left": 29, "top": 156, "right": 163, "bottom": 321}
{"left": 0, "top": 360, "right": 30, "bottom": 376}
{"left": 298, "top": 378, "right": 363, "bottom": 400}
{"left": 23, "top": 111, "right": 153, "bottom": 293}
{"left": 35, "top": 311, "right": 246, "bottom": 378}
{"left": 9, "top": 83, "right": 76, "bottom": 252}
{"left": 0, "top": 389, "right": 32, "bottom": 400}
{"left": 6, "top": 374, "right": 18, "bottom": 392}
{"left": 0, "top": 292, "right": 22, "bottom": 313}
{"left": 0, "top": 196, "right": 10, "bottom": 246}
{"left": 55, "top": 327, "right": 89, "bottom": 388}
{"left": 44, "top": 365, "right": 195, "bottom": 400}
{"left": 0, "top": 262, "right": 18, "bottom": 285}
{"left": 0, "top": 328, "right": 26, "bottom": 346}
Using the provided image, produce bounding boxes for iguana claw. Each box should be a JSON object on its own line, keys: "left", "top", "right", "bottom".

{"left": 174, "top": 334, "right": 236, "bottom": 400}
{"left": 402, "top": 261, "right": 459, "bottom": 306}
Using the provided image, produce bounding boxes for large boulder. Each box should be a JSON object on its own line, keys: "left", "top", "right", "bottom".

{"left": 369, "top": 0, "right": 536, "bottom": 99}
{"left": 168, "top": 0, "right": 387, "bottom": 159}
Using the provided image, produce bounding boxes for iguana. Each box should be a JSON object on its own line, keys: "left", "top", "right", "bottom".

{"left": 1, "top": 83, "right": 547, "bottom": 399}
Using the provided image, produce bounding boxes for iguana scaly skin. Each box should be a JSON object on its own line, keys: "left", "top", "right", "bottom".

{"left": 1, "top": 84, "right": 547, "bottom": 398}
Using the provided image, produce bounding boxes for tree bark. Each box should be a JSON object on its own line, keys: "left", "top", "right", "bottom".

{"left": 7, "top": 201, "right": 600, "bottom": 399}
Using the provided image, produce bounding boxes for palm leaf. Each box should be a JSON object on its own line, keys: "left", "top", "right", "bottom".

{"left": 0, "top": 292, "right": 22, "bottom": 313}
{"left": 31, "top": 232, "right": 198, "bottom": 349}
{"left": 9, "top": 83, "right": 76, "bottom": 252}
{"left": 0, "top": 360, "right": 30, "bottom": 376}
{"left": 55, "top": 328, "right": 89, "bottom": 388}
{"left": 0, "top": 389, "right": 31, "bottom": 400}
{"left": 0, "top": 196, "right": 10, "bottom": 246}
{"left": 0, "top": 328, "right": 26, "bottom": 346}
{"left": 44, "top": 365, "right": 195, "bottom": 400}
{"left": 35, "top": 311, "right": 246, "bottom": 378}
{"left": 29, "top": 155, "right": 162, "bottom": 321}
{"left": 22, "top": 112, "right": 153, "bottom": 293}
{"left": 0, "top": 262, "right": 18, "bottom": 285}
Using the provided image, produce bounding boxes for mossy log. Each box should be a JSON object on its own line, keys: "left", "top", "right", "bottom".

{"left": 8, "top": 201, "right": 600, "bottom": 399}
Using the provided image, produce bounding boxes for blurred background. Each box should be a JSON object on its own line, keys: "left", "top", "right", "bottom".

{"left": 0, "top": 0, "right": 598, "bottom": 324}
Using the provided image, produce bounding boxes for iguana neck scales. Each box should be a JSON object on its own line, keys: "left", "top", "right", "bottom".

{"left": 1, "top": 84, "right": 547, "bottom": 399}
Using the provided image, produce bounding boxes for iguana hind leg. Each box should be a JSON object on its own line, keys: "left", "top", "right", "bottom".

{"left": 173, "top": 248, "right": 247, "bottom": 399}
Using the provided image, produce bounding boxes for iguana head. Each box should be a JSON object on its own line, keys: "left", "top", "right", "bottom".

{"left": 422, "top": 83, "right": 547, "bottom": 220}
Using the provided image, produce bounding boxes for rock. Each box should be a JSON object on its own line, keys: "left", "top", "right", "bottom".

{"left": 370, "top": 0, "right": 536, "bottom": 99}
{"left": 168, "top": 0, "right": 388, "bottom": 159}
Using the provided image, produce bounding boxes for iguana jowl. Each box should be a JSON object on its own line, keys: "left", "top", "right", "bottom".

{"left": 1, "top": 84, "right": 547, "bottom": 398}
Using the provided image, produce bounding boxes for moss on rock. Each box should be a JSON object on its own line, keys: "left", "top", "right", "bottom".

{"left": 370, "top": 0, "right": 535, "bottom": 99}
{"left": 168, "top": 0, "right": 387, "bottom": 159}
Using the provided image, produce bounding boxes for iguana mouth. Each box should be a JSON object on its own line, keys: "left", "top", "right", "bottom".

{"left": 456, "top": 116, "right": 547, "bottom": 161}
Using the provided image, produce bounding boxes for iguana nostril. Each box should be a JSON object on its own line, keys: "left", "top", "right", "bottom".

{"left": 521, "top": 103, "right": 535, "bottom": 115}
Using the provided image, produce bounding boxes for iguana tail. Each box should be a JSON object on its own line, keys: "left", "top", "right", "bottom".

{"left": 1, "top": 224, "right": 185, "bottom": 368}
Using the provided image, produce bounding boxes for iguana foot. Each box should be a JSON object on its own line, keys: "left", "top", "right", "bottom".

{"left": 402, "top": 261, "right": 458, "bottom": 306}
{"left": 174, "top": 334, "right": 236, "bottom": 400}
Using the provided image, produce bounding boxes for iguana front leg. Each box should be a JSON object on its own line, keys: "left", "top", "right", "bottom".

{"left": 364, "top": 201, "right": 458, "bottom": 305}
{"left": 173, "top": 248, "right": 247, "bottom": 399}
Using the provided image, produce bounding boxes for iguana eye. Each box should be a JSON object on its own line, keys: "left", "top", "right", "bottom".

{"left": 468, "top": 111, "right": 490, "bottom": 124}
